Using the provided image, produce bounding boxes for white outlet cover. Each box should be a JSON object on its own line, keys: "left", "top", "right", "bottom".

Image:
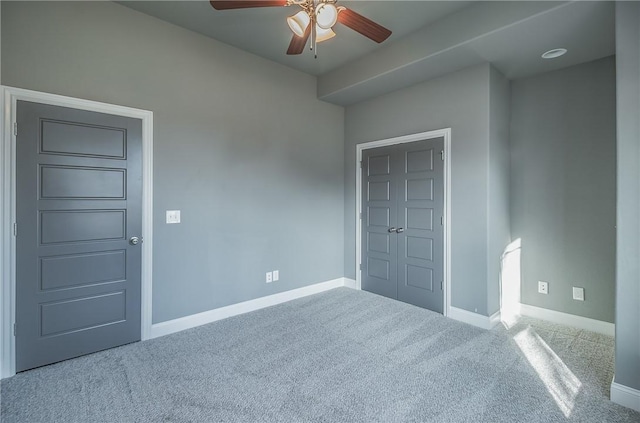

{"left": 266, "top": 272, "right": 273, "bottom": 283}
{"left": 538, "top": 281, "right": 548, "bottom": 294}
{"left": 573, "top": 287, "right": 585, "bottom": 301}
{"left": 166, "top": 210, "right": 181, "bottom": 224}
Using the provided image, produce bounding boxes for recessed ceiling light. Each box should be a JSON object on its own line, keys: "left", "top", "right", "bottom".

{"left": 541, "top": 48, "right": 567, "bottom": 59}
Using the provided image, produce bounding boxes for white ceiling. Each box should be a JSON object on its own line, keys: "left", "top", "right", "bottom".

{"left": 118, "top": 1, "right": 615, "bottom": 105}
{"left": 317, "top": 1, "right": 615, "bottom": 105}
{"left": 118, "top": 1, "right": 472, "bottom": 75}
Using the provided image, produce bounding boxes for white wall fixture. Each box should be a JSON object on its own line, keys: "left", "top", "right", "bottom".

{"left": 166, "top": 210, "right": 181, "bottom": 224}
{"left": 541, "top": 48, "right": 568, "bottom": 59}
{"left": 538, "top": 281, "right": 549, "bottom": 294}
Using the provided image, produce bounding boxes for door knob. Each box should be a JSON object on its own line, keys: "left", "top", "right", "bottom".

{"left": 129, "top": 236, "right": 140, "bottom": 245}
{"left": 388, "top": 227, "right": 396, "bottom": 233}
{"left": 396, "top": 228, "right": 405, "bottom": 233}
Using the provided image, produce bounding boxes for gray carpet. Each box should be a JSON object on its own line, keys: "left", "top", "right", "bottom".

{"left": 1, "top": 287, "right": 638, "bottom": 422}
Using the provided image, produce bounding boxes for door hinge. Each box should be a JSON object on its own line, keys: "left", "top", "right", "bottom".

{"left": 13, "top": 122, "right": 18, "bottom": 136}
{"left": 13, "top": 223, "right": 17, "bottom": 236}
{"left": 13, "top": 323, "right": 16, "bottom": 336}
{"left": 359, "top": 212, "right": 363, "bottom": 219}
{"left": 359, "top": 263, "right": 363, "bottom": 270}
{"left": 440, "top": 216, "right": 443, "bottom": 226}
{"left": 441, "top": 281, "right": 443, "bottom": 290}
{"left": 440, "top": 150, "right": 444, "bottom": 161}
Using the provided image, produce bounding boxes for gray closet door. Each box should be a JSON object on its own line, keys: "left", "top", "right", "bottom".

{"left": 16, "top": 100, "right": 142, "bottom": 372}
{"left": 396, "top": 138, "right": 444, "bottom": 313}
{"left": 361, "top": 145, "right": 399, "bottom": 300}
{"left": 361, "top": 137, "right": 444, "bottom": 313}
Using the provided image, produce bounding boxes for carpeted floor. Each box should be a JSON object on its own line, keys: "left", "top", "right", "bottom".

{"left": 1, "top": 287, "right": 638, "bottom": 422}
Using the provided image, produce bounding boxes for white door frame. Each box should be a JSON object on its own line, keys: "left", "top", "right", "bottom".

{"left": 355, "top": 128, "right": 452, "bottom": 316}
{"left": 0, "top": 86, "right": 154, "bottom": 379}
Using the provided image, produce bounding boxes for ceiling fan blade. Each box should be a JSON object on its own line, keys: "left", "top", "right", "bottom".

{"left": 210, "top": 0, "right": 287, "bottom": 10}
{"left": 337, "top": 8, "right": 392, "bottom": 43}
{"left": 286, "top": 25, "right": 311, "bottom": 55}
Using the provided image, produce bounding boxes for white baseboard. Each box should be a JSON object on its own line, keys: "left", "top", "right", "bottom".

{"left": 489, "top": 310, "right": 501, "bottom": 328}
{"left": 150, "top": 278, "right": 347, "bottom": 339}
{"left": 518, "top": 303, "right": 615, "bottom": 336}
{"left": 343, "top": 278, "right": 357, "bottom": 289}
{"left": 448, "top": 307, "right": 500, "bottom": 330}
{"left": 611, "top": 378, "right": 640, "bottom": 412}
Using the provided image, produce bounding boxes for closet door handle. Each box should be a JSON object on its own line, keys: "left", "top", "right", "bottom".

{"left": 388, "top": 227, "right": 396, "bottom": 233}
{"left": 396, "top": 228, "right": 404, "bottom": 233}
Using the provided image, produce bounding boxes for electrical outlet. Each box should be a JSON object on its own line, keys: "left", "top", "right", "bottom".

{"left": 166, "top": 210, "right": 181, "bottom": 224}
{"left": 273, "top": 270, "right": 279, "bottom": 281}
{"left": 538, "top": 281, "right": 549, "bottom": 295}
{"left": 573, "top": 287, "right": 585, "bottom": 301}
{"left": 266, "top": 272, "right": 273, "bottom": 283}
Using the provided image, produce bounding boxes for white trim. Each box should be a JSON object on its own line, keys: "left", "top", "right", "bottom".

{"left": 0, "top": 86, "right": 153, "bottom": 379}
{"left": 489, "top": 309, "right": 502, "bottom": 328}
{"left": 519, "top": 303, "right": 614, "bottom": 336}
{"left": 448, "top": 306, "right": 500, "bottom": 330}
{"left": 343, "top": 278, "right": 357, "bottom": 289}
{"left": 611, "top": 378, "right": 640, "bottom": 412}
{"left": 150, "top": 278, "right": 348, "bottom": 339}
{"left": 355, "top": 129, "right": 452, "bottom": 316}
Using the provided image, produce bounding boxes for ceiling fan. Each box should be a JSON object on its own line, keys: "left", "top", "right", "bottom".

{"left": 209, "top": 0, "right": 392, "bottom": 57}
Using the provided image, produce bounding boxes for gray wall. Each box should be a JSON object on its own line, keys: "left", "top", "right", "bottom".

{"left": 510, "top": 56, "right": 616, "bottom": 323}
{"left": 345, "top": 63, "right": 510, "bottom": 316}
{"left": 1, "top": 1, "right": 345, "bottom": 324}
{"left": 614, "top": 2, "right": 640, "bottom": 392}
{"left": 487, "top": 66, "right": 511, "bottom": 315}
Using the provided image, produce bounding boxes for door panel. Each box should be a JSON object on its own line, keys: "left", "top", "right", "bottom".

{"left": 40, "top": 165, "right": 126, "bottom": 199}
{"left": 361, "top": 138, "right": 444, "bottom": 313}
{"left": 361, "top": 146, "right": 398, "bottom": 300}
{"left": 16, "top": 101, "right": 142, "bottom": 372}
{"left": 397, "top": 139, "right": 444, "bottom": 312}
{"left": 40, "top": 250, "right": 126, "bottom": 290}
{"left": 40, "top": 120, "right": 126, "bottom": 158}
{"left": 405, "top": 264, "right": 433, "bottom": 291}
{"left": 40, "top": 210, "right": 126, "bottom": 244}
{"left": 40, "top": 291, "right": 126, "bottom": 337}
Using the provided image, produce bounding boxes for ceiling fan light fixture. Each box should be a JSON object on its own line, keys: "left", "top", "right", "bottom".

{"left": 315, "top": 3, "right": 338, "bottom": 29}
{"left": 316, "top": 25, "right": 336, "bottom": 43}
{"left": 287, "top": 10, "right": 310, "bottom": 37}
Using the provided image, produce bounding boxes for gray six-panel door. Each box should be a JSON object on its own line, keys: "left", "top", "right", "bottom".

{"left": 361, "top": 145, "right": 399, "bottom": 300}
{"left": 16, "top": 100, "right": 142, "bottom": 372}
{"left": 361, "top": 138, "right": 444, "bottom": 313}
{"left": 396, "top": 139, "right": 444, "bottom": 312}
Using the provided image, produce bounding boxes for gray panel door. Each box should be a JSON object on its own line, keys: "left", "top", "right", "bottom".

{"left": 361, "top": 145, "right": 398, "bottom": 300}
{"left": 396, "top": 139, "right": 444, "bottom": 312}
{"left": 361, "top": 138, "right": 444, "bottom": 313}
{"left": 16, "top": 100, "right": 142, "bottom": 372}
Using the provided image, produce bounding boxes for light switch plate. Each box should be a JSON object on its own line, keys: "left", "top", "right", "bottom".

{"left": 573, "top": 287, "right": 585, "bottom": 301}
{"left": 273, "top": 270, "right": 279, "bottom": 281}
{"left": 166, "top": 210, "right": 181, "bottom": 224}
